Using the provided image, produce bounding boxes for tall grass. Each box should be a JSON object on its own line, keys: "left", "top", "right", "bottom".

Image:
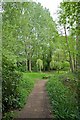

{"left": 46, "top": 73, "right": 79, "bottom": 120}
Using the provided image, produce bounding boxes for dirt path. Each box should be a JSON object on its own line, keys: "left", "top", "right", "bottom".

{"left": 14, "top": 80, "right": 52, "bottom": 119}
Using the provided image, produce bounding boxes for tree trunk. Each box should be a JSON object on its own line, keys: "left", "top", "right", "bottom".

{"left": 25, "top": 58, "right": 28, "bottom": 71}
{"left": 29, "top": 59, "right": 32, "bottom": 72}
{"left": 25, "top": 49, "right": 28, "bottom": 71}
{"left": 24, "top": 39, "right": 28, "bottom": 72}
{"left": 72, "top": 55, "right": 75, "bottom": 71}
{"left": 73, "top": 36, "right": 78, "bottom": 71}
{"left": 64, "top": 25, "right": 74, "bottom": 72}
{"left": 40, "top": 66, "right": 41, "bottom": 72}
{"left": 76, "top": 35, "right": 79, "bottom": 71}
{"left": 58, "top": 52, "right": 60, "bottom": 73}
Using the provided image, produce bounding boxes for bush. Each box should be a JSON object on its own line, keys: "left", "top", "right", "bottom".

{"left": 2, "top": 55, "right": 35, "bottom": 119}
{"left": 2, "top": 55, "right": 22, "bottom": 112}
{"left": 2, "top": 111, "right": 14, "bottom": 120}
{"left": 46, "top": 73, "right": 79, "bottom": 120}
{"left": 16, "top": 61, "right": 26, "bottom": 72}
{"left": 62, "top": 61, "right": 70, "bottom": 71}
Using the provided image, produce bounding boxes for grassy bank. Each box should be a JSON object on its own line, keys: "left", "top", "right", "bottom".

{"left": 46, "top": 72, "right": 79, "bottom": 120}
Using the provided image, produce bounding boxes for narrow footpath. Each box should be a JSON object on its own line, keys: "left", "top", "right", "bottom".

{"left": 15, "top": 80, "right": 52, "bottom": 119}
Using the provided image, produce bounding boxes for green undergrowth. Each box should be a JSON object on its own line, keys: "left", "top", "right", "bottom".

{"left": 3, "top": 72, "right": 50, "bottom": 120}
{"left": 3, "top": 72, "right": 34, "bottom": 120}
{"left": 46, "top": 72, "right": 79, "bottom": 120}
{"left": 17, "top": 74, "right": 35, "bottom": 108}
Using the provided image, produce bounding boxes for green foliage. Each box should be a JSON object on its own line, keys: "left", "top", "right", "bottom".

{"left": 17, "top": 75, "right": 34, "bottom": 108}
{"left": 2, "top": 111, "right": 14, "bottom": 120}
{"left": 16, "top": 61, "right": 26, "bottom": 72}
{"left": 2, "top": 55, "right": 34, "bottom": 119}
{"left": 50, "top": 60, "right": 63, "bottom": 70}
{"left": 2, "top": 55, "right": 22, "bottom": 112}
{"left": 2, "top": 1, "right": 80, "bottom": 119}
{"left": 2, "top": 2, "right": 58, "bottom": 72}
{"left": 50, "top": 60, "right": 55, "bottom": 69}
{"left": 58, "top": 2, "right": 80, "bottom": 114}
{"left": 36, "top": 59, "right": 43, "bottom": 72}
{"left": 62, "top": 61, "right": 70, "bottom": 70}
{"left": 50, "top": 48, "right": 70, "bottom": 71}
{"left": 57, "top": 2, "right": 79, "bottom": 72}
{"left": 46, "top": 73, "right": 79, "bottom": 120}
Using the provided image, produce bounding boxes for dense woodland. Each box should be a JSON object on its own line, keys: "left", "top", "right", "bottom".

{"left": 2, "top": 1, "right": 80, "bottom": 120}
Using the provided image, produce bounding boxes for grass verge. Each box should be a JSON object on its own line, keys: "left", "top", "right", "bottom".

{"left": 46, "top": 72, "right": 79, "bottom": 120}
